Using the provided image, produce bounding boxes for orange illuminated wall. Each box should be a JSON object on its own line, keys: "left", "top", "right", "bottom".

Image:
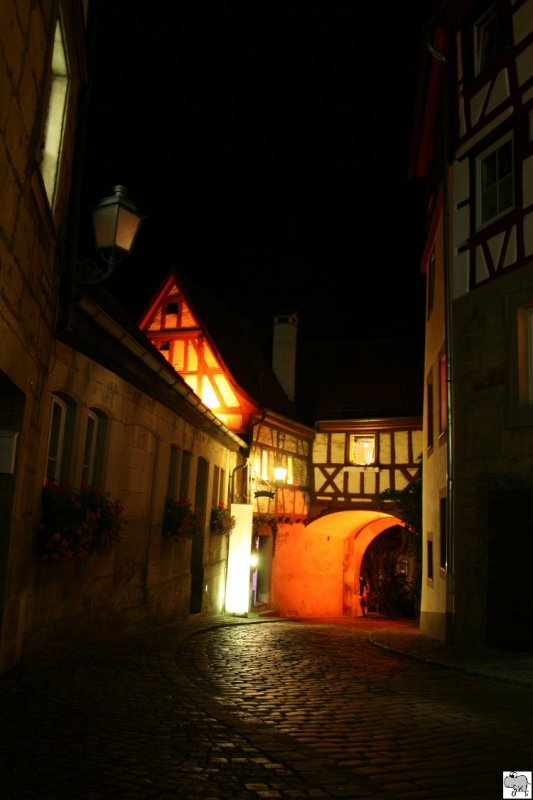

{"left": 139, "top": 275, "right": 256, "bottom": 434}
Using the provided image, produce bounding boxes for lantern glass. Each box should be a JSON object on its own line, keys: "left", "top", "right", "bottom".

{"left": 92, "top": 185, "right": 144, "bottom": 254}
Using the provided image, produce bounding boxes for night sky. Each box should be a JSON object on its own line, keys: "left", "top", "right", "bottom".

{"left": 80, "top": 2, "right": 437, "bottom": 344}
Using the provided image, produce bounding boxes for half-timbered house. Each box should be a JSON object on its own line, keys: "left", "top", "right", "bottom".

{"left": 140, "top": 273, "right": 424, "bottom": 619}
{"left": 138, "top": 270, "right": 316, "bottom": 612}
{"left": 412, "top": 0, "right": 533, "bottom": 649}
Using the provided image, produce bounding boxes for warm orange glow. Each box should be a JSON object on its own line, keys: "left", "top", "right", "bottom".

{"left": 187, "top": 341, "right": 198, "bottom": 370}
{"left": 185, "top": 374, "right": 197, "bottom": 394}
{"left": 181, "top": 304, "right": 196, "bottom": 328}
{"left": 200, "top": 377, "right": 219, "bottom": 409}
{"left": 139, "top": 274, "right": 258, "bottom": 433}
{"left": 172, "top": 340, "right": 185, "bottom": 370}
{"left": 215, "top": 413, "right": 243, "bottom": 429}
{"left": 271, "top": 511, "right": 404, "bottom": 618}
{"left": 214, "top": 373, "right": 238, "bottom": 406}
{"left": 204, "top": 343, "right": 217, "bottom": 367}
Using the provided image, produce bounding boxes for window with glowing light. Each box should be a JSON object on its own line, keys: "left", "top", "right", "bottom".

{"left": 350, "top": 435, "right": 375, "bottom": 466}
{"left": 40, "top": 16, "right": 70, "bottom": 208}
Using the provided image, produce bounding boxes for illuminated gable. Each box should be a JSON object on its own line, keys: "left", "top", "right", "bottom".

{"left": 139, "top": 275, "right": 255, "bottom": 433}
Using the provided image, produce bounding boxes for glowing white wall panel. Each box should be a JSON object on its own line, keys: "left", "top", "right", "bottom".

{"left": 225, "top": 503, "right": 253, "bottom": 614}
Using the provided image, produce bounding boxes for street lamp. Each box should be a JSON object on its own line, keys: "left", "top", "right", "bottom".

{"left": 77, "top": 185, "right": 144, "bottom": 284}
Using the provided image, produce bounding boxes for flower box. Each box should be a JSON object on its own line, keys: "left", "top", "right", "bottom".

{"left": 37, "top": 482, "right": 124, "bottom": 561}
{"left": 210, "top": 503, "right": 236, "bottom": 536}
{"left": 162, "top": 497, "right": 201, "bottom": 539}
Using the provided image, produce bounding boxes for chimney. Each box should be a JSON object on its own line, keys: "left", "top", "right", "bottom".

{"left": 272, "top": 312, "right": 298, "bottom": 401}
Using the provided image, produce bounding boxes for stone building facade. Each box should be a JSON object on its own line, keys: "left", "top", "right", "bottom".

{"left": 0, "top": 1, "right": 246, "bottom": 673}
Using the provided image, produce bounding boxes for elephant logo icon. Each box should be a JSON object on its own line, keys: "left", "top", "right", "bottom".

{"left": 503, "top": 771, "right": 531, "bottom": 798}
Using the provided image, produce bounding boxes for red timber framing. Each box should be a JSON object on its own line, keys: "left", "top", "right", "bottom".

{"left": 139, "top": 273, "right": 256, "bottom": 435}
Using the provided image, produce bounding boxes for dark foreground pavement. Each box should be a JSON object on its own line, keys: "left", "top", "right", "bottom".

{"left": 1, "top": 613, "right": 532, "bottom": 800}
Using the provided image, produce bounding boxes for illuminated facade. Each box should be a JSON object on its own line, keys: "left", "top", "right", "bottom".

{"left": 139, "top": 272, "right": 423, "bottom": 616}
{"left": 311, "top": 419, "right": 422, "bottom": 515}
{"left": 0, "top": 2, "right": 426, "bottom": 671}
{"left": 140, "top": 273, "right": 256, "bottom": 434}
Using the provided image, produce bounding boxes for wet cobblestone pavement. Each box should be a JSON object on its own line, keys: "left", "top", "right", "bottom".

{"left": 0, "top": 614, "right": 532, "bottom": 799}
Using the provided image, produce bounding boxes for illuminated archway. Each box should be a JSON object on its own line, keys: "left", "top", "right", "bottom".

{"left": 271, "top": 511, "right": 404, "bottom": 618}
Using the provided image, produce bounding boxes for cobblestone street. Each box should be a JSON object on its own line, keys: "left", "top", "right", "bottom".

{"left": 1, "top": 616, "right": 531, "bottom": 799}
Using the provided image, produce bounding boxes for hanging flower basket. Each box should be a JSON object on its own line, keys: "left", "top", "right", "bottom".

{"left": 37, "top": 482, "right": 124, "bottom": 561}
{"left": 210, "top": 503, "right": 236, "bottom": 536}
{"left": 163, "top": 497, "right": 201, "bottom": 539}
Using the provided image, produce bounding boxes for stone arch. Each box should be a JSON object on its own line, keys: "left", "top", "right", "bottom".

{"left": 271, "top": 510, "right": 403, "bottom": 618}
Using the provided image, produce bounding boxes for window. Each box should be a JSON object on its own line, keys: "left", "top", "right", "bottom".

{"left": 211, "top": 464, "right": 220, "bottom": 507}
{"left": 219, "top": 468, "right": 226, "bottom": 504}
{"left": 477, "top": 134, "right": 514, "bottom": 226}
{"left": 164, "top": 301, "right": 179, "bottom": 328}
{"left": 350, "top": 435, "right": 375, "bottom": 465}
{"left": 291, "top": 456, "right": 307, "bottom": 488}
{"left": 45, "top": 395, "right": 74, "bottom": 483}
{"left": 427, "top": 539, "right": 434, "bottom": 581}
{"left": 81, "top": 411, "right": 97, "bottom": 486}
{"left": 81, "top": 409, "right": 107, "bottom": 488}
{"left": 40, "top": 16, "right": 70, "bottom": 208}
{"left": 439, "top": 351, "right": 447, "bottom": 436}
{"left": 474, "top": 4, "right": 501, "bottom": 75}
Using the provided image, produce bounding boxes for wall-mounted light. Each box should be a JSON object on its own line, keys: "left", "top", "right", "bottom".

{"left": 77, "top": 185, "right": 145, "bottom": 284}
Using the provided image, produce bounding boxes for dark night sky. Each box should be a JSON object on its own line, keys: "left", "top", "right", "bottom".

{"left": 80, "top": 1, "right": 436, "bottom": 344}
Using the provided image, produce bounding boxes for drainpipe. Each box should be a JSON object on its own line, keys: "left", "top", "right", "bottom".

{"left": 230, "top": 460, "right": 249, "bottom": 504}
{"left": 427, "top": 40, "right": 454, "bottom": 645}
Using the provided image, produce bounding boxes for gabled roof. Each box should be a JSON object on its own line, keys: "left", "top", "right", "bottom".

{"left": 59, "top": 284, "right": 247, "bottom": 451}
{"left": 138, "top": 268, "right": 301, "bottom": 427}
